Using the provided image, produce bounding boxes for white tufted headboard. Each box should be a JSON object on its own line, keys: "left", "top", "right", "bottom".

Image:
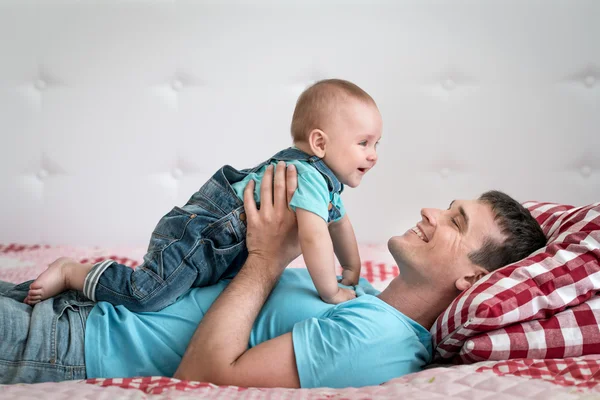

{"left": 1, "top": 1, "right": 599, "bottom": 247}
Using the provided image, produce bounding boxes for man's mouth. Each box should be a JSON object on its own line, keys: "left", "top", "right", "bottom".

{"left": 411, "top": 226, "right": 429, "bottom": 242}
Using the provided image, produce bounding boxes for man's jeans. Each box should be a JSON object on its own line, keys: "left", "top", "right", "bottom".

{"left": 0, "top": 280, "right": 94, "bottom": 384}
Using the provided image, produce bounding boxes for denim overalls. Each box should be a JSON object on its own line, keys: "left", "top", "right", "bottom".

{"left": 82, "top": 147, "right": 343, "bottom": 312}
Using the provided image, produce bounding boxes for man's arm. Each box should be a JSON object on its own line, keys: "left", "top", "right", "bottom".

{"left": 173, "top": 162, "right": 302, "bottom": 388}
{"left": 328, "top": 214, "right": 361, "bottom": 286}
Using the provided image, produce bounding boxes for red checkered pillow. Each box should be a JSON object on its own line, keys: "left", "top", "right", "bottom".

{"left": 461, "top": 295, "right": 600, "bottom": 362}
{"left": 432, "top": 201, "right": 600, "bottom": 360}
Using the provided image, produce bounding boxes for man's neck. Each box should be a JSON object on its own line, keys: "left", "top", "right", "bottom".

{"left": 376, "top": 278, "right": 456, "bottom": 331}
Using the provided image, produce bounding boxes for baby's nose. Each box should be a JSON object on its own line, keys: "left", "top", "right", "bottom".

{"left": 367, "top": 149, "right": 378, "bottom": 163}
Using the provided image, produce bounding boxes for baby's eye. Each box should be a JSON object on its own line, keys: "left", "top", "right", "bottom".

{"left": 358, "top": 140, "right": 368, "bottom": 146}
{"left": 375, "top": 141, "right": 380, "bottom": 149}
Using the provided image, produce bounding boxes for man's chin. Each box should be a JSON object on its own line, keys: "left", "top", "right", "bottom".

{"left": 387, "top": 236, "right": 405, "bottom": 262}
{"left": 388, "top": 230, "right": 411, "bottom": 246}
{"left": 387, "top": 236, "right": 398, "bottom": 252}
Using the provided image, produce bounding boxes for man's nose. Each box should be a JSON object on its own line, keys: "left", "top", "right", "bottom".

{"left": 421, "top": 208, "right": 439, "bottom": 227}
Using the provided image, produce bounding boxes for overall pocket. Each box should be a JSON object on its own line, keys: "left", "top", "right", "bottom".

{"left": 201, "top": 213, "right": 242, "bottom": 252}
{"left": 147, "top": 206, "right": 196, "bottom": 253}
{"left": 52, "top": 301, "right": 90, "bottom": 377}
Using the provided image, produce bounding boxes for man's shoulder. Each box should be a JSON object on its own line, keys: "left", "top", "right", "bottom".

{"left": 326, "top": 296, "right": 403, "bottom": 325}
{"left": 327, "top": 296, "right": 428, "bottom": 338}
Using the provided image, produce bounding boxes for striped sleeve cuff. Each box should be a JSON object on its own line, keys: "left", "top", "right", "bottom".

{"left": 83, "top": 259, "right": 114, "bottom": 301}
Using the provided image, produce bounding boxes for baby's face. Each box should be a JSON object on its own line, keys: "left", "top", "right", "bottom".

{"left": 322, "top": 100, "right": 382, "bottom": 188}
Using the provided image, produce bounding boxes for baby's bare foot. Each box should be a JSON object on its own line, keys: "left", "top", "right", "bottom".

{"left": 24, "top": 257, "right": 77, "bottom": 305}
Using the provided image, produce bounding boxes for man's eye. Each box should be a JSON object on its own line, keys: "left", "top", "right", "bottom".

{"left": 451, "top": 218, "right": 460, "bottom": 228}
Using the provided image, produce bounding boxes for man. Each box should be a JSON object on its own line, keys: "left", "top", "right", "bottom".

{"left": 0, "top": 162, "right": 546, "bottom": 388}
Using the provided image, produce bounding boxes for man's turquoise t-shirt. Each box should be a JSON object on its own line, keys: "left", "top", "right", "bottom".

{"left": 230, "top": 159, "right": 345, "bottom": 223}
{"left": 85, "top": 269, "right": 432, "bottom": 388}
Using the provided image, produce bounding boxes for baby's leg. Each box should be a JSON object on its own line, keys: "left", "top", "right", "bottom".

{"left": 24, "top": 258, "right": 93, "bottom": 305}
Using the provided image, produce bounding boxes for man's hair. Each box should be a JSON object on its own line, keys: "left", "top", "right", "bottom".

{"left": 469, "top": 190, "right": 547, "bottom": 272}
{"left": 290, "top": 79, "right": 376, "bottom": 142}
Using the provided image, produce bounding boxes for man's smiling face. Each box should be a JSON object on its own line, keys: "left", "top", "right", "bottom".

{"left": 387, "top": 199, "right": 506, "bottom": 289}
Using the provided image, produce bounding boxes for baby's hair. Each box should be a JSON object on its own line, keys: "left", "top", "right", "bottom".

{"left": 290, "top": 79, "right": 376, "bottom": 142}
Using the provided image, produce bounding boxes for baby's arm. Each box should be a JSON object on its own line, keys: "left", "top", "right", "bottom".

{"left": 328, "top": 214, "right": 361, "bottom": 286}
{"left": 296, "top": 208, "right": 356, "bottom": 304}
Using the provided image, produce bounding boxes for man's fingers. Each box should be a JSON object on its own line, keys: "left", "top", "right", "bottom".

{"left": 260, "top": 164, "right": 274, "bottom": 209}
{"left": 286, "top": 163, "right": 297, "bottom": 207}
{"left": 243, "top": 179, "right": 258, "bottom": 219}
{"left": 273, "top": 161, "right": 287, "bottom": 208}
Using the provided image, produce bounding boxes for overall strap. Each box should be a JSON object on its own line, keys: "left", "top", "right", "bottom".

{"left": 270, "top": 147, "right": 343, "bottom": 194}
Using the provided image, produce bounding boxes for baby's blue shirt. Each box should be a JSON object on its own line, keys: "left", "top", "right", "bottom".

{"left": 230, "top": 159, "right": 345, "bottom": 222}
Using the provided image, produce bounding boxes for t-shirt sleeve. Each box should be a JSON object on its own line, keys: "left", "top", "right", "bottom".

{"left": 331, "top": 192, "right": 346, "bottom": 222}
{"left": 291, "top": 304, "right": 431, "bottom": 388}
{"left": 289, "top": 168, "right": 330, "bottom": 222}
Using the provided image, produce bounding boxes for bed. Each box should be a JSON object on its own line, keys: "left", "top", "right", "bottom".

{"left": 0, "top": 243, "right": 600, "bottom": 400}
{"left": 2, "top": 201, "right": 600, "bottom": 399}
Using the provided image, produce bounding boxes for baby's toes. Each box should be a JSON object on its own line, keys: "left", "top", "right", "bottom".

{"left": 29, "top": 280, "right": 42, "bottom": 290}
{"left": 29, "top": 287, "right": 43, "bottom": 296}
{"left": 27, "top": 288, "right": 43, "bottom": 300}
{"left": 24, "top": 296, "right": 41, "bottom": 305}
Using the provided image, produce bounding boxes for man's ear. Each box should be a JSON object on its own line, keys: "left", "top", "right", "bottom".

{"left": 308, "top": 129, "right": 327, "bottom": 158}
{"left": 455, "top": 269, "right": 488, "bottom": 292}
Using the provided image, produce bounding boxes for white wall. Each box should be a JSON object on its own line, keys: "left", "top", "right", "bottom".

{"left": 1, "top": 0, "right": 598, "bottom": 246}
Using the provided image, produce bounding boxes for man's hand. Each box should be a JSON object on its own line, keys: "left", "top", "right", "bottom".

{"left": 244, "top": 161, "right": 301, "bottom": 270}
{"left": 173, "top": 161, "right": 302, "bottom": 388}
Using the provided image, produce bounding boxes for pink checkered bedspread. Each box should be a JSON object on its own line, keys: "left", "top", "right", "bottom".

{"left": 1, "top": 243, "right": 600, "bottom": 399}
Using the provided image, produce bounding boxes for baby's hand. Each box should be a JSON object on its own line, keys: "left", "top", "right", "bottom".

{"left": 339, "top": 269, "right": 360, "bottom": 286}
{"left": 322, "top": 287, "right": 356, "bottom": 304}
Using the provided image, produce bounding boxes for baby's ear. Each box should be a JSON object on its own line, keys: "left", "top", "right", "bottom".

{"left": 308, "top": 129, "right": 327, "bottom": 158}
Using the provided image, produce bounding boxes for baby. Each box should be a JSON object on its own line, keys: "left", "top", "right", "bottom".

{"left": 25, "top": 79, "right": 382, "bottom": 310}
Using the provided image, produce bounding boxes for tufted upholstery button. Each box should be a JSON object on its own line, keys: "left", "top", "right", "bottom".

{"left": 171, "top": 168, "right": 183, "bottom": 179}
{"left": 34, "top": 79, "right": 47, "bottom": 90}
{"left": 581, "top": 166, "right": 592, "bottom": 177}
{"left": 171, "top": 79, "right": 183, "bottom": 91}
{"left": 440, "top": 167, "right": 450, "bottom": 178}
{"left": 37, "top": 169, "right": 48, "bottom": 180}
{"left": 443, "top": 78, "right": 455, "bottom": 90}
{"left": 584, "top": 75, "right": 595, "bottom": 87}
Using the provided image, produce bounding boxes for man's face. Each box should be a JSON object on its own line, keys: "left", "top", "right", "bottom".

{"left": 387, "top": 199, "right": 505, "bottom": 288}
